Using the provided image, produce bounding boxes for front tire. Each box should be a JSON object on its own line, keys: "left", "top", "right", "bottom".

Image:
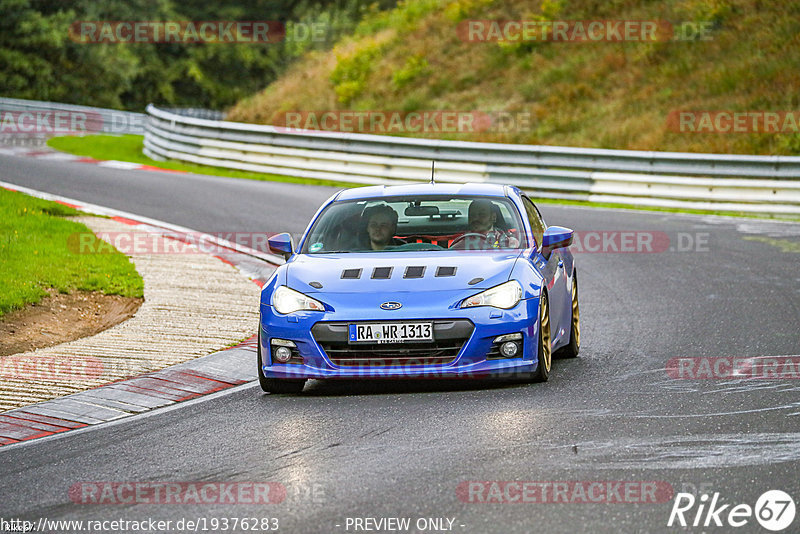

{"left": 531, "top": 291, "right": 552, "bottom": 382}
{"left": 257, "top": 331, "right": 306, "bottom": 394}
{"left": 555, "top": 273, "right": 580, "bottom": 359}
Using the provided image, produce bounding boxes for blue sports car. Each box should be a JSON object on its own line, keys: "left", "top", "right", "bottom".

{"left": 258, "top": 183, "right": 579, "bottom": 393}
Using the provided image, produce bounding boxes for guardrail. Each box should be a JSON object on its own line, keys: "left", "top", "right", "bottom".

{"left": 0, "top": 97, "right": 147, "bottom": 135}
{"left": 5, "top": 97, "right": 796, "bottom": 214}
{"left": 144, "top": 105, "right": 800, "bottom": 215}
{"left": 160, "top": 108, "right": 226, "bottom": 121}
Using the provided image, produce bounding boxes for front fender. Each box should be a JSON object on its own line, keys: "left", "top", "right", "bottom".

{"left": 509, "top": 251, "right": 545, "bottom": 300}
{"left": 260, "top": 265, "right": 287, "bottom": 307}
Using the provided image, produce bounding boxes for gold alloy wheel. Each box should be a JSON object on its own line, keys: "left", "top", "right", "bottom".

{"left": 540, "top": 291, "right": 551, "bottom": 373}
{"left": 571, "top": 277, "right": 580, "bottom": 350}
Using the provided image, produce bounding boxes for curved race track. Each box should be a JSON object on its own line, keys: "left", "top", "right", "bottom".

{"left": 1, "top": 153, "right": 799, "bottom": 533}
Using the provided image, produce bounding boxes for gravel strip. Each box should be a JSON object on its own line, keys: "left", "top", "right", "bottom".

{"left": 0, "top": 216, "right": 261, "bottom": 411}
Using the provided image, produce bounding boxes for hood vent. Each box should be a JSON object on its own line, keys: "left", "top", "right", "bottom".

{"left": 371, "top": 267, "right": 393, "bottom": 279}
{"left": 341, "top": 268, "right": 362, "bottom": 279}
{"left": 436, "top": 266, "right": 457, "bottom": 277}
{"left": 342, "top": 266, "right": 456, "bottom": 279}
{"left": 404, "top": 266, "right": 426, "bottom": 279}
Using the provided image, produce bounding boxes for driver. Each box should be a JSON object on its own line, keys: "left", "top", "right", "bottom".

{"left": 462, "top": 199, "right": 519, "bottom": 249}
{"left": 361, "top": 204, "right": 402, "bottom": 251}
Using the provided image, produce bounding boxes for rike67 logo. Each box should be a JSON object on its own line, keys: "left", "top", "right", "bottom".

{"left": 668, "top": 490, "right": 795, "bottom": 531}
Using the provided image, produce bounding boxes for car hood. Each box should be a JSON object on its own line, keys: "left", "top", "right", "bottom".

{"left": 285, "top": 251, "right": 522, "bottom": 294}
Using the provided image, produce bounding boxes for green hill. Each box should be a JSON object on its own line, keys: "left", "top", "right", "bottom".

{"left": 228, "top": 0, "right": 800, "bottom": 155}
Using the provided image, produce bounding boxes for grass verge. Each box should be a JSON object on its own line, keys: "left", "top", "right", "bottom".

{"left": 0, "top": 188, "right": 144, "bottom": 317}
{"left": 228, "top": 0, "right": 800, "bottom": 156}
{"left": 47, "top": 134, "right": 362, "bottom": 188}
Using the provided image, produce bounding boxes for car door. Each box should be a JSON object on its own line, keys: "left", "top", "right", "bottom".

{"left": 521, "top": 196, "right": 568, "bottom": 347}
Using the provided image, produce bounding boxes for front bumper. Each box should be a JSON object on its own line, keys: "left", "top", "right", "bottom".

{"left": 259, "top": 298, "right": 542, "bottom": 380}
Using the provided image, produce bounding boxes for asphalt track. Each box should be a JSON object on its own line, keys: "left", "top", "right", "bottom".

{"left": 1, "top": 153, "right": 800, "bottom": 533}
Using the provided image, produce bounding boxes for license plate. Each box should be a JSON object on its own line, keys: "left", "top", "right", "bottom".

{"left": 348, "top": 322, "right": 433, "bottom": 344}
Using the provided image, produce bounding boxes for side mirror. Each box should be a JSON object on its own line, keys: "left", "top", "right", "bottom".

{"left": 268, "top": 232, "right": 294, "bottom": 260}
{"left": 541, "top": 226, "right": 574, "bottom": 257}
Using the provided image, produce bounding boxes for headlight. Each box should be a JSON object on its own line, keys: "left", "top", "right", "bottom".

{"left": 461, "top": 280, "right": 522, "bottom": 309}
{"left": 272, "top": 285, "right": 325, "bottom": 314}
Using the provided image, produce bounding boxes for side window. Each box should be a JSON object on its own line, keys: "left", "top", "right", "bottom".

{"left": 522, "top": 196, "right": 545, "bottom": 250}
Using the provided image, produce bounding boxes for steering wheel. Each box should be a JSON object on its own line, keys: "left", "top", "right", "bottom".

{"left": 449, "top": 233, "right": 490, "bottom": 249}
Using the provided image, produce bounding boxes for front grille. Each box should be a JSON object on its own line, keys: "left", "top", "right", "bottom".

{"left": 320, "top": 340, "right": 464, "bottom": 367}
{"left": 312, "top": 320, "right": 474, "bottom": 367}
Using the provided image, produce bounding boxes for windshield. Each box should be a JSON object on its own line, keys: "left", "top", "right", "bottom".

{"left": 301, "top": 195, "right": 527, "bottom": 253}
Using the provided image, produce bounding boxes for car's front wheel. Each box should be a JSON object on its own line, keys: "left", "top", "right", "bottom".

{"left": 531, "top": 291, "right": 551, "bottom": 382}
{"left": 257, "top": 331, "right": 306, "bottom": 394}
